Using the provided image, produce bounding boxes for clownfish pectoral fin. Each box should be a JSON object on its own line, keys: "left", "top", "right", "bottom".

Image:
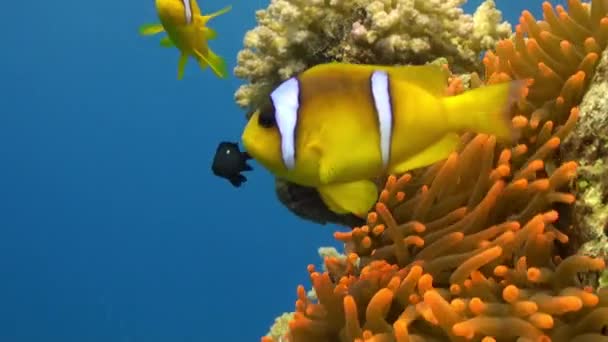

{"left": 317, "top": 180, "right": 378, "bottom": 218}
{"left": 159, "top": 36, "right": 174, "bottom": 48}
{"left": 177, "top": 53, "right": 188, "bottom": 80}
{"left": 389, "top": 133, "right": 461, "bottom": 175}
{"left": 139, "top": 23, "right": 165, "bottom": 36}
{"left": 197, "top": 5, "right": 232, "bottom": 25}
{"left": 192, "top": 48, "right": 228, "bottom": 78}
{"left": 318, "top": 159, "right": 335, "bottom": 185}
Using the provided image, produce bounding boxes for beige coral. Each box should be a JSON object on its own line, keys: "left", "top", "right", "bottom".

{"left": 561, "top": 45, "right": 608, "bottom": 261}
{"left": 234, "top": 0, "right": 511, "bottom": 112}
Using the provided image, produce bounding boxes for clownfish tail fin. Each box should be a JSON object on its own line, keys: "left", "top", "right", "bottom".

{"left": 442, "top": 80, "right": 527, "bottom": 143}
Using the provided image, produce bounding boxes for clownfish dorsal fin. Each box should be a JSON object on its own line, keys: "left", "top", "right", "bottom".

{"left": 317, "top": 180, "right": 378, "bottom": 218}
{"left": 383, "top": 64, "right": 449, "bottom": 96}
{"left": 300, "top": 62, "right": 345, "bottom": 79}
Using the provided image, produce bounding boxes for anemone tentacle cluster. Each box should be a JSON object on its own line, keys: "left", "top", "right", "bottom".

{"left": 256, "top": 0, "right": 608, "bottom": 341}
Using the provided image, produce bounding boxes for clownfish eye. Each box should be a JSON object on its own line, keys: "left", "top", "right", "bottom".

{"left": 258, "top": 101, "right": 276, "bottom": 128}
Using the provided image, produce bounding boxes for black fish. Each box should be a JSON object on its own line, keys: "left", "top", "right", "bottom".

{"left": 212, "top": 141, "right": 253, "bottom": 187}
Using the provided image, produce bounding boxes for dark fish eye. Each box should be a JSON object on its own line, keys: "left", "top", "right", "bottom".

{"left": 258, "top": 100, "right": 276, "bottom": 128}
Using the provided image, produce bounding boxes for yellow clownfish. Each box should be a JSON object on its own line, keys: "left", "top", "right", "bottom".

{"left": 139, "top": 0, "right": 231, "bottom": 79}
{"left": 242, "top": 63, "right": 525, "bottom": 218}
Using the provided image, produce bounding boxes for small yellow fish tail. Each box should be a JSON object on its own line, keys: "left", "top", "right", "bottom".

{"left": 194, "top": 48, "right": 228, "bottom": 79}
{"left": 442, "top": 80, "right": 526, "bottom": 142}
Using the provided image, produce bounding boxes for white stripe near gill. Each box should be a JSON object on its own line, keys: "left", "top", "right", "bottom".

{"left": 182, "top": 0, "right": 193, "bottom": 24}
{"left": 370, "top": 70, "right": 393, "bottom": 168}
{"left": 271, "top": 77, "right": 300, "bottom": 170}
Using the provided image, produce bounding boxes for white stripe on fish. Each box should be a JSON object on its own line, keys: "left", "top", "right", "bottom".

{"left": 370, "top": 70, "right": 393, "bottom": 168}
{"left": 182, "top": 0, "right": 193, "bottom": 24}
{"left": 271, "top": 77, "right": 300, "bottom": 170}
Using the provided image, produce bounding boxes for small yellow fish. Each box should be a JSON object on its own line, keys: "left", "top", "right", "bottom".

{"left": 242, "top": 63, "right": 525, "bottom": 218}
{"left": 139, "top": 0, "right": 231, "bottom": 79}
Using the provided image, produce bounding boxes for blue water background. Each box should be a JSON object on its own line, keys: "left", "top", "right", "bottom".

{"left": 0, "top": 0, "right": 566, "bottom": 341}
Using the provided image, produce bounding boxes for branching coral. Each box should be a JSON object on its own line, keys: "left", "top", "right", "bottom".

{"left": 234, "top": 0, "right": 511, "bottom": 111}
{"left": 260, "top": 0, "right": 608, "bottom": 341}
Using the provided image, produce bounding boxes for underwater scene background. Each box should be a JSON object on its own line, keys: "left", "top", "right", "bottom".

{"left": 4, "top": 0, "right": 603, "bottom": 341}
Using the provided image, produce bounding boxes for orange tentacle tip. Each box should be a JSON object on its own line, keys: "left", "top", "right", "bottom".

{"left": 503, "top": 284, "right": 520, "bottom": 302}
{"left": 494, "top": 265, "right": 509, "bottom": 277}
{"left": 375, "top": 202, "right": 389, "bottom": 214}
{"left": 543, "top": 210, "right": 559, "bottom": 222}
{"left": 334, "top": 231, "right": 353, "bottom": 241}
{"left": 450, "top": 284, "right": 462, "bottom": 295}
{"left": 384, "top": 175, "right": 397, "bottom": 188}
{"left": 367, "top": 211, "right": 378, "bottom": 223}
{"left": 372, "top": 224, "right": 385, "bottom": 236}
